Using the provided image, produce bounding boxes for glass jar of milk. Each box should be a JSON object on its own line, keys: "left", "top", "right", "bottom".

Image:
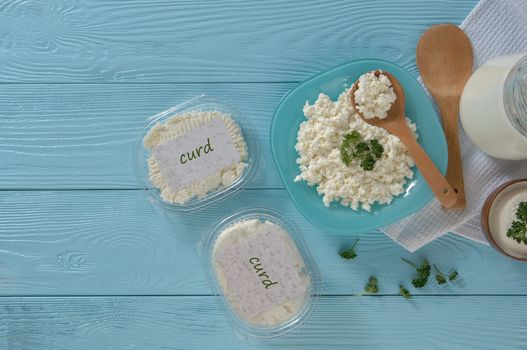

{"left": 460, "top": 53, "right": 527, "bottom": 160}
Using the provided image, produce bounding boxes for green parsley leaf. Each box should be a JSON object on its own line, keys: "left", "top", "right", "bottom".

{"left": 339, "top": 239, "right": 360, "bottom": 260}
{"left": 370, "top": 139, "right": 384, "bottom": 159}
{"left": 506, "top": 202, "right": 527, "bottom": 244}
{"left": 507, "top": 220, "right": 527, "bottom": 244}
{"left": 517, "top": 202, "right": 527, "bottom": 222}
{"left": 365, "top": 276, "right": 379, "bottom": 294}
{"left": 402, "top": 258, "right": 431, "bottom": 289}
{"left": 448, "top": 271, "right": 458, "bottom": 281}
{"left": 354, "top": 142, "right": 370, "bottom": 155}
{"left": 399, "top": 285, "right": 411, "bottom": 299}
{"left": 360, "top": 154, "right": 376, "bottom": 171}
{"left": 433, "top": 265, "right": 447, "bottom": 285}
{"left": 346, "top": 130, "right": 361, "bottom": 142}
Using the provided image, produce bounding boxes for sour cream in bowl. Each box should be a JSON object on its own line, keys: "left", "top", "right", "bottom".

{"left": 482, "top": 179, "right": 527, "bottom": 260}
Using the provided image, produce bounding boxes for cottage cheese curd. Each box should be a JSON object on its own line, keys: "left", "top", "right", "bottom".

{"left": 294, "top": 88, "right": 416, "bottom": 211}
{"left": 212, "top": 218, "right": 310, "bottom": 327}
{"left": 144, "top": 111, "right": 248, "bottom": 204}
{"left": 354, "top": 71, "right": 396, "bottom": 119}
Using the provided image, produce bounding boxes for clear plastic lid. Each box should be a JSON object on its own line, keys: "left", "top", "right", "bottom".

{"left": 200, "top": 208, "right": 321, "bottom": 339}
{"left": 134, "top": 95, "right": 256, "bottom": 212}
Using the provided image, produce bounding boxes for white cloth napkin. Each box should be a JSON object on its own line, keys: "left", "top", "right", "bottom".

{"left": 381, "top": 0, "right": 527, "bottom": 252}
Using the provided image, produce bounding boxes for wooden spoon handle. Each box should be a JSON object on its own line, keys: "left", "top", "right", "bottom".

{"left": 396, "top": 126, "right": 458, "bottom": 209}
{"left": 436, "top": 95, "right": 466, "bottom": 209}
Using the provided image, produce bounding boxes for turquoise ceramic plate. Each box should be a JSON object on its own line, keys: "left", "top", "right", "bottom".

{"left": 270, "top": 59, "right": 448, "bottom": 234}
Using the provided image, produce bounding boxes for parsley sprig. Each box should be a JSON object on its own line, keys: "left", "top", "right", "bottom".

{"left": 434, "top": 264, "right": 458, "bottom": 284}
{"left": 338, "top": 247, "right": 459, "bottom": 299}
{"left": 399, "top": 285, "right": 411, "bottom": 299}
{"left": 506, "top": 202, "right": 527, "bottom": 244}
{"left": 340, "top": 131, "right": 384, "bottom": 171}
{"left": 364, "top": 276, "right": 379, "bottom": 294}
{"left": 448, "top": 271, "right": 458, "bottom": 281}
{"left": 339, "top": 239, "right": 360, "bottom": 260}
{"left": 401, "top": 258, "right": 431, "bottom": 288}
{"left": 434, "top": 264, "right": 447, "bottom": 285}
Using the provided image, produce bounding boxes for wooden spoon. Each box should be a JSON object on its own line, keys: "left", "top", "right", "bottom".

{"left": 416, "top": 24, "right": 473, "bottom": 209}
{"left": 350, "top": 71, "right": 458, "bottom": 209}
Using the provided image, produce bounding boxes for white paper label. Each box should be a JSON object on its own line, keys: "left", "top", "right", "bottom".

{"left": 215, "top": 226, "right": 306, "bottom": 319}
{"left": 152, "top": 118, "right": 241, "bottom": 192}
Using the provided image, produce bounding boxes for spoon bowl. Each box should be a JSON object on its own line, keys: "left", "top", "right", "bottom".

{"left": 349, "top": 70, "right": 406, "bottom": 131}
{"left": 417, "top": 25, "right": 473, "bottom": 97}
{"left": 350, "top": 70, "right": 458, "bottom": 209}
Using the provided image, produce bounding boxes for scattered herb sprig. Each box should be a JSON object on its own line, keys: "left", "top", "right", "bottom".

{"left": 340, "top": 131, "right": 384, "bottom": 171}
{"left": 339, "top": 239, "right": 360, "bottom": 260}
{"left": 448, "top": 271, "right": 458, "bottom": 281}
{"left": 365, "top": 276, "right": 379, "bottom": 294}
{"left": 338, "top": 248, "right": 458, "bottom": 299}
{"left": 434, "top": 264, "right": 447, "bottom": 285}
{"left": 399, "top": 285, "right": 411, "bottom": 299}
{"left": 506, "top": 201, "right": 527, "bottom": 244}
{"left": 433, "top": 265, "right": 459, "bottom": 284}
{"left": 401, "top": 258, "right": 431, "bottom": 288}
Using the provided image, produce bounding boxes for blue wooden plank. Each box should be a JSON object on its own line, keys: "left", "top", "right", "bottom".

{"left": 0, "top": 0, "right": 478, "bottom": 82}
{"left": 0, "top": 189, "right": 525, "bottom": 296}
{"left": 0, "top": 83, "right": 290, "bottom": 189}
{"left": 1, "top": 295, "right": 525, "bottom": 349}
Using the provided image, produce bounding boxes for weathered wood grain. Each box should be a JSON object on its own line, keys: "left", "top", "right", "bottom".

{"left": 0, "top": 189, "right": 525, "bottom": 296}
{"left": 4, "top": 0, "right": 516, "bottom": 348}
{"left": 0, "top": 83, "right": 291, "bottom": 189}
{"left": 0, "top": 0, "right": 478, "bottom": 82}
{"left": 1, "top": 295, "right": 526, "bottom": 350}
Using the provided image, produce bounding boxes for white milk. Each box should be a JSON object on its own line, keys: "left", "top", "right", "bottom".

{"left": 460, "top": 53, "right": 527, "bottom": 160}
{"left": 488, "top": 181, "right": 527, "bottom": 259}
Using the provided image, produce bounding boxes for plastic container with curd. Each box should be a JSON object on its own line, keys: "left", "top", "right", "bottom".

{"left": 200, "top": 208, "right": 320, "bottom": 338}
{"left": 134, "top": 95, "right": 256, "bottom": 212}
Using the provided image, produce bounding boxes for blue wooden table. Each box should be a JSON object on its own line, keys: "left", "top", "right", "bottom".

{"left": 2, "top": 0, "right": 526, "bottom": 349}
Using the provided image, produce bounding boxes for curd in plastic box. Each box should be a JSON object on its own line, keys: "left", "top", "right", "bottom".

{"left": 201, "top": 208, "right": 320, "bottom": 338}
